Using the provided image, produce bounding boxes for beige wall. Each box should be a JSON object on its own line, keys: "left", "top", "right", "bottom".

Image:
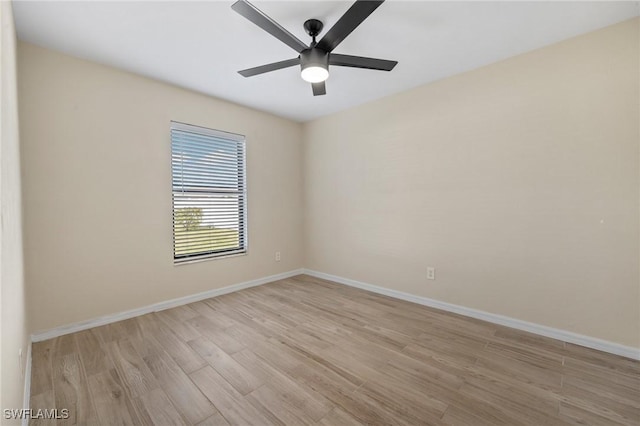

{"left": 16, "top": 18, "right": 640, "bottom": 350}
{"left": 18, "top": 42, "right": 304, "bottom": 333}
{"left": 304, "top": 18, "right": 640, "bottom": 348}
{"left": 1, "top": 0, "right": 28, "bottom": 417}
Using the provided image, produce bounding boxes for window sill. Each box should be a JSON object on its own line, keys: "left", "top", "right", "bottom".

{"left": 173, "top": 250, "right": 247, "bottom": 266}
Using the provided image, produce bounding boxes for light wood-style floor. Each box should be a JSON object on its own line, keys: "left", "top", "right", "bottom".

{"left": 30, "top": 275, "right": 640, "bottom": 425}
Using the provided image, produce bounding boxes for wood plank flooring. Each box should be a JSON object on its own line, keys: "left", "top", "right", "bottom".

{"left": 30, "top": 274, "right": 640, "bottom": 425}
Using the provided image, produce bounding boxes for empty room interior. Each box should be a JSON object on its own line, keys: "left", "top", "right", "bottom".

{"left": 1, "top": 0, "right": 639, "bottom": 425}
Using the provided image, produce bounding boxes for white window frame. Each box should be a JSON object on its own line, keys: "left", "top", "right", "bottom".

{"left": 171, "top": 121, "right": 247, "bottom": 264}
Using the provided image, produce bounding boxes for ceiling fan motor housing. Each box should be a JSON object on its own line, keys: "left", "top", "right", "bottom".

{"left": 300, "top": 48, "right": 329, "bottom": 71}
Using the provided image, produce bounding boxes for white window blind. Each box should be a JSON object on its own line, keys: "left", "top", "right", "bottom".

{"left": 171, "top": 122, "right": 247, "bottom": 263}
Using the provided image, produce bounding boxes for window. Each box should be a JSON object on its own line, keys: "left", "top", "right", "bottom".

{"left": 171, "top": 122, "right": 247, "bottom": 263}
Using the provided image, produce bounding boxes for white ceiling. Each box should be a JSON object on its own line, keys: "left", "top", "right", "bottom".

{"left": 13, "top": 1, "right": 639, "bottom": 122}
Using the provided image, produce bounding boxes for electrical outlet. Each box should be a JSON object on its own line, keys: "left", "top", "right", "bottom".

{"left": 275, "top": 251, "right": 281, "bottom": 262}
{"left": 427, "top": 267, "right": 435, "bottom": 280}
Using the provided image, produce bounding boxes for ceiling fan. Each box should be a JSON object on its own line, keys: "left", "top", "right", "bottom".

{"left": 231, "top": 0, "right": 398, "bottom": 96}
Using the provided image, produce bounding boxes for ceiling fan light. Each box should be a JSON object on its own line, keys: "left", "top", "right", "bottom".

{"left": 301, "top": 65, "right": 329, "bottom": 83}
{"left": 300, "top": 48, "right": 329, "bottom": 83}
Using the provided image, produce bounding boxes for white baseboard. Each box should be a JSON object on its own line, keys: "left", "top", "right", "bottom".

{"left": 29, "top": 266, "right": 639, "bottom": 361}
{"left": 304, "top": 269, "right": 640, "bottom": 361}
{"left": 22, "top": 341, "right": 32, "bottom": 426}
{"left": 31, "top": 269, "right": 304, "bottom": 342}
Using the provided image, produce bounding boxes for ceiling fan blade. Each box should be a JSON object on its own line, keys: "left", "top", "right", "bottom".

{"left": 231, "top": 0, "right": 308, "bottom": 53}
{"left": 316, "top": 0, "right": 384, "bottom": 53}
{"left": 312, "top": 82, "right": 326, "bottom": 96}
{"left": 238, "top": 58, "right": 300, "bottom": 77}
{"left": 329, "top": 53, "right": 397, "bottom": 71}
